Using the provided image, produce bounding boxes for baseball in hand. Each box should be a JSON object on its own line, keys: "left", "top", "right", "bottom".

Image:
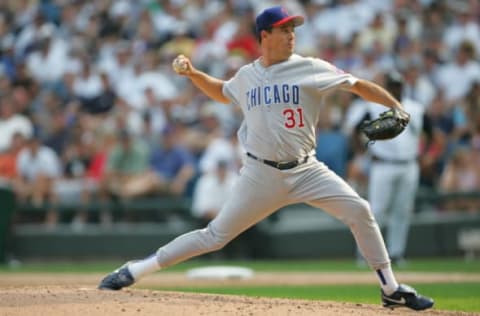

{"left": 172, "top": 56, "right": 188, "bottom": 73}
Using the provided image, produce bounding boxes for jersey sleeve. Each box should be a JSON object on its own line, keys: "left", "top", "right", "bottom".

{"left": 312, "top": 59, "right": 358, "bottom": 91}
{"left": 222, "top": 72, "right": 241, "bottom": 106}
{"left": 222, "top": 65, "right": 247, "bottom": 106}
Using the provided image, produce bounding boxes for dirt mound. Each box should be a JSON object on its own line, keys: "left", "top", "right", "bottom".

{"left": 0, "top": 285, "right": 474, "bottom": 316}
{"left": 1, "top": 272, "right": 478, "bottom": 316}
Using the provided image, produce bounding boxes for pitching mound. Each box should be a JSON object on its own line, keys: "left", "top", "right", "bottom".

{"left": 1, "top": 272, "right": 478, "bottom": 316}
{"left": 0, "top": 286, "right": 469, "bottom": 316}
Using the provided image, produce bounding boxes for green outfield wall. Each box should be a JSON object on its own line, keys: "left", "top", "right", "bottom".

{"left": 0, "top": 187, "right": 16, "bottom": 263}
{"left": 9, "top": 208, "right": 480, "bottom": 261}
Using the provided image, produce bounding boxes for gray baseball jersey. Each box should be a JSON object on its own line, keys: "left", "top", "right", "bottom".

{"left": 223, "top": 54, "right": 357, "bottom": 161}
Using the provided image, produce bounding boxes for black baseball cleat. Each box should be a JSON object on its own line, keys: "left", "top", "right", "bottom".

{"left": 381, "top": 284, "right": 434, "bottom": 311}
{"left": 98, "top": 263, "right": 135, "bottom": 290}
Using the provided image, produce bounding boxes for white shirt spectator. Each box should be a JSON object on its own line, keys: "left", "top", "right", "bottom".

{"left": 97, "top": 44, "right": 134, "bottom": 90}
{"left": 14, "top": 21, "right": 56, "bottom": 57}
{"left": 327, "top": 1, "right": 377, "bottom": 44}
{"left": 0, "top": 114, "right": 33, "bottom": 153}
{"left": 192, "top": 170, "right": 237, "bottom": 219}
{"left": 17, "top": 145, "right": 62, "bottom": 181}
{"left": 436, "top": 60, "right": 480, "bottom": 104}
{"left": 72, "top": 64, "right": 103, "bottom": 99}
{"left": 150, "top": 6, "right": 187, "bottom": 39}
{"left": 357, "top": 13, "right": 397, "bottom": 53}
{"left": 114, "top": 66, "right": 144, "bottom": 110}
{"left": 127, "top": 104, "right": 168, "bottom": 136}
{"left": 26, "top": 38, "right": 69, "bottom": 84}
{"left": 138, "top": 71, "right": 178, "bottom": 102}
{"left": 403, "top": 67, "right": 436, "bottom": 108}
{"left": 199, "top": 137, "right": 240, "bottom": 174}
{"left": 443, "top": 16, "right": 480, "bottom": 57}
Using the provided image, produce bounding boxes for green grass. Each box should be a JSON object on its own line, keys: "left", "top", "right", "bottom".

{"left": 1, "top": 258, "right": 479, "bottom": 273}
{"left": 155, "top": 283, "right": 480, "bottom": 312}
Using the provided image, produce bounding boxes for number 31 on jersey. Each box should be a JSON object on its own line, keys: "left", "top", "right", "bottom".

{"left": 283, "top": 107, "right": 305, "bottom": 128}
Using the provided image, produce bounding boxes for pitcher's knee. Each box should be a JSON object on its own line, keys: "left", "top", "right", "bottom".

{"left": 203, "top": 224, "right": 231, "bottom": 251}
{"left": 344, "top": 198, "right": 375, "bottom": 226}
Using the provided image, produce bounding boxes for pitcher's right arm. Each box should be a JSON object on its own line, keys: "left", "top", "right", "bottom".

{"left": 172, "top": 55, "right": 230, "bottom": 104}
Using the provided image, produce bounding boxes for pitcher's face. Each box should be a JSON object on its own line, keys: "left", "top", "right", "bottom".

{"left": 264, "top": 22, "right": 296, "bottom": 60}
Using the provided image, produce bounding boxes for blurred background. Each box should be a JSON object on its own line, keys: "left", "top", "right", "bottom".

{"left": 0, "top": 0, "right": 479, "bottom": 264}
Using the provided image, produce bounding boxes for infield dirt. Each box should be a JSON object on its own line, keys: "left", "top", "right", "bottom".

{"left": 1, "top": 272, "right": 479, "bottom": 316}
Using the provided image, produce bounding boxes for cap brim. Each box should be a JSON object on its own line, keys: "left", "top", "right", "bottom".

{"left": 272, "top": 15, "right": 304, "bottom": 28}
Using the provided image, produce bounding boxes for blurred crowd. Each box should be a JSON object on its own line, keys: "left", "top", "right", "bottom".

{"left": 0, "top": 0, "right": 479, "bottom": 229}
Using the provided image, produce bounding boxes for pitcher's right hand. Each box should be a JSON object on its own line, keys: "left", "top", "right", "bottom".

{"left": 172, "top": 54, "right": 193, "bottom": 75}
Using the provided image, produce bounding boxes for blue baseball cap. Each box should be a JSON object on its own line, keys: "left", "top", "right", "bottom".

{"left": 255, "top": 6, "right": 304, "bottom": 34}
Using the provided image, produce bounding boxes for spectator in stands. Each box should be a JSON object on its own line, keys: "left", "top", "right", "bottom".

{"left": 316, "top": 100, "right": 349, "bottom": 179}
{"left": 358, "top": 12, "right": 396, "bottom": 54}
{"left": 0, "top": 94, "right": 33, "bottom": 153}
{"left": 421, "top": 49, "right": 441, "bottom": 87}
{"left": 127, "top": 87, "right": 168, "bottom": 140}
{"left": 421, "top": 2, "right": 447, "bottom": 55}
{"left": 121, "top": 124, "right": 195, "bottom": 199}
{"left": 435, "top": 41, "right": 480, "bottom": 108}
{"left": 198, "top": 129, "right": 241, "bottom": 175}
{"left": 0, "top": 132, "right": 25, "bottom": 189}
{"left": 15, "top": 134, "right": 62, "bottom": 229}
{"left": 427, "top": 92, "right": 452, "bottom": 131}
{"left": 192, "top": 160, "right": 237, "bottom": 225}
{"left": 14, "top": 11, "right": 56, "bottom": 59}
{"left": 226, "top": 15, "right": 259, "bottom": 61}
{"left": 463, "top": 81, "right": 480, "bottom": 126}
{"left": 419, "top": 128, "right": 447, "bottom": 189}
{"left": 0, "top": 0, "right": 479, "bottom": 230}
{"left": 439, "top": 146, "right": 480, "bottom": 213}
{"left": 53, "top": 140, "right": 94, "bottom": 231}
{"left": 85, "top": 133, "right": 114, "bottom": 185}
{"left": 79, "top": 72, "right": 116, "bottom": 115}
{"left": 72, "top": 58, "right": 104, "bottom": 103}
{"left": 97, "top": 129, "right": 149, "bottom": 225}
{"left": 181, "top": 101, "right": 226, "bottom": 163}
{"left": 402, "top": 60, "right": 436, "bottom": 108}
{"left": 25, "top": 24, "right": 68, "bottom": 90}
{"left": 442, "top": 3, "right": 480, "bottom": 57}
{"left": 43, "top": 108, "right": 73, "bottom": 156}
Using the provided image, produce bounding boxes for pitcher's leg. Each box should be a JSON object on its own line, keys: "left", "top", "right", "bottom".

{"left": 99, "top": 166, "right": 287, "bottom": 290}
{"left": 308, "top": 196, "right": 390, "bottom": 269}
{"left": 156, "top": 181, "right": 285, "bottom": 268}
{"left": 296, "top": 162, "right": 397, "bottom": 294}
{"left": 308, "top": 195, "right": 401, "bottom": 296}
{"left": 294, "top": 162, "right": 390, "bottom": 268}
{"left": 142, "top": 161, "right": 288, "bottom": 273}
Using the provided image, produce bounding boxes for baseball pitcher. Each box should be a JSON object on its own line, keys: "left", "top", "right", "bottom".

{"left": 99, "top": 6, "right": 433, "bottom": 311}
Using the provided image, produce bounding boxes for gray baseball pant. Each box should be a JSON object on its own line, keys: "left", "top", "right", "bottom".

{"left": 156, "top": 158, "right": 390, "bottom": 269}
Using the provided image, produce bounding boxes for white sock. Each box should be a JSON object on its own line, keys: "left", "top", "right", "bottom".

{"left": 128, "top": 254, "right": 161, "bottom": 280}
{"left": 376, "top": 265, "right": 399, "bottom": 295}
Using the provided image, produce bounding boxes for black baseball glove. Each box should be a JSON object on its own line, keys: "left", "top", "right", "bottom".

{"left": 360, "top": 108, "right": 410, "bottom": 141}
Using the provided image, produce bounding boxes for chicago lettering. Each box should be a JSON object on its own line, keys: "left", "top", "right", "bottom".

{"left": 246, "top": 84, "right": 299, "bottom": 110}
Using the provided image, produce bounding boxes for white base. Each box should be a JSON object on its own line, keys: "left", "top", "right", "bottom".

{"left": 186, "top": 266, "right": 254, "bottom": 280}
